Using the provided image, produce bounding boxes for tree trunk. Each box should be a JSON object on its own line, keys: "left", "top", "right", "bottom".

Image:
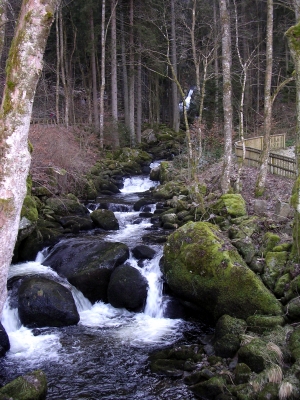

{"left": 255, "top": 0, "right": 273, "bottom": 197}
{"left": 90, "top": 11, "right": 100, "bottom": 134}
{"left": 55, "top": 8, "right": 60, "bottom": 123}
{"left": 136, "top": 34, "right": 142, "bottom": 144}
{"left": 0, "top": 0, "right": 58, "bottom": 315}
{"left": 121, "top": 9, "right": 129, "bottom": 130}
{"left": 99, "top": 0, "right": 106, "bottom": 149}
{"left": 286, "top": 19, "right": 300, "bottom": 260}
{"left": 171, "top": 0, "right": 179, "bottom": 133}
{"left": 219, "top": 0, "right": 233, "bottom": 194}
{"left": 111, "top": 0, "right": 119, "bottom": 147}
{"left": 129, "top": 0, "right": 135, "bottom": 146}
{"left": 0, "top": 0, "right": 7, "bottom": 67}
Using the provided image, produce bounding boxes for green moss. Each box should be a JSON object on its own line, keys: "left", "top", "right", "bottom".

{"left": 21, "top": 195, "right": 38, "bottom": 222}
{"left": 286, "top": 23, "right": 300, "bottom": 53}
{"left": 211, "top": 194, "right": 247, "bottom": 218}
{"left": 162, "top": 221, "right": 282, "bottom": 320}
{"left": 261, "top": 232, "right": 280, "bottom": 255}
{"left": 0, "top": 369, "right": 47, "bottom": 400}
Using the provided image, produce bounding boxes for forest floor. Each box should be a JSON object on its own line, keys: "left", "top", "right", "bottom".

{"left": 29, "top": 124, "right": 295, "bottom": 219}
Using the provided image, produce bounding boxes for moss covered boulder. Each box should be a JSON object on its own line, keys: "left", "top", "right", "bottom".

{"left": 0, "top": 370, "right": 47, "bottom": 400}
{"left": 46, "top": 195, "right": 88, "bottom": 217}
{"left": 211, "top": 194, "right": 247, "bottom": 218}
{"left": 162, "top": 221, "right": 282, "bottom": 321}
{"left": 90, "top": 209, "right": 119, "bottom": 230}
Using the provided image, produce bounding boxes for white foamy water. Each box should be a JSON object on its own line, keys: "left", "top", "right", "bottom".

{"left": 1, "top": 300, "right": 61, "bottom": 362}
{"left": 121, "top": 176, "right": 158, "bottom": 193}
{"left": 1, "top": 169, "right": 184, "bottom": 365}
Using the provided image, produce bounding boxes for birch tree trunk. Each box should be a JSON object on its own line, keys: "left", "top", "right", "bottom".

{"left": 255, "top": 0, "right": 273, "bottom": 197}
{"left": 0, "top": 0, "right": 58, "bottom": 315}
{"left": 219, "top": 0, "right": 233, "bottom": 194}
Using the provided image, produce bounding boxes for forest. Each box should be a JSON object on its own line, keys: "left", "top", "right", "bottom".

{"left": 0, "top": 0, "right": 295, "bottom": 148}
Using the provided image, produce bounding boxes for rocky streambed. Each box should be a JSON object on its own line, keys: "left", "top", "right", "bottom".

{"left": 0, "top": 144, "right": 300, "bottom": 399}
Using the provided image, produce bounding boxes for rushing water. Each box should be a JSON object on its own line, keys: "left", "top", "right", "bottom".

{"left": 0, "top": 173, "right": 208, "bottom": 399}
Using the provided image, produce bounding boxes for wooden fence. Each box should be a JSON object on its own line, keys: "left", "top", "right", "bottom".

{"left": 234, "top": 134, "right": 296, "bottom": 179}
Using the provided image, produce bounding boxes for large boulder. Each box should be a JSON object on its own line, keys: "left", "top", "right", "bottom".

{"left": 90, "top": 209, "right": 119, "bottom": 230}
{"left": 107, "top": 264, "right": 148, "bottom": 310}
{"left": 45, "top": 195, "right": 89, "bottom": 217}
{"left": 18, "top": 277, "right": 79, "bottom": 328}
{"left": 162, "top": 221, "right": 282, "bottom": 321}
{"left": 43, "top": 238, "right": 129, "bottom": 303}
{"left": 0, "top": 370, "right": 47, "bottom": 400}
{"left": 0, "top": 322, "right": 10, "bottom": 357}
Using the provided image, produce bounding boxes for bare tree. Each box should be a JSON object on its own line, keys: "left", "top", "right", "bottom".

{"left": 255, "top": 0, "right": 273, "bottom": 196}
{"left": 111, "top": 0, "right": 119, "bottom": 147}
{"left": 219, "top": 0, "right": 233, "bottom": 193}
{"left": 99, "top": 0, "right": 106, "bottom": 148}
{"left": 171, "top": 0, "right": 179, "bottom": 133}
{"left": 0, "top": 0, "right": 59, "bottom": 315}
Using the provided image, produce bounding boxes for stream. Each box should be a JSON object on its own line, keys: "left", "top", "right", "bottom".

{"left": 0, "top": 170, "right": 210, "bottom": 399}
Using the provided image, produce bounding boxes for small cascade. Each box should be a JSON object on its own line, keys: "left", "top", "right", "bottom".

{"left": 0, "top": 170, "right": 204, "bottom": 399}
{"left": 121, "top": 176, "right": 158, "bottom": 193}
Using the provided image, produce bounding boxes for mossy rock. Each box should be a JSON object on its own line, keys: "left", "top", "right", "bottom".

{"left": 238, "top": 338, "right": 280, "bottom": 373}
{"left": 150, "top": 358, "right": 184, "bottom": 377}
{"left": 21, "top": 195, "right": 38, "bottom": 223}
{"left": 159, "top": 161, "right": 176, "bottom": 184}
{"left": 214, "top": 333, "right": 241, "bottom": 358}
{"left": 0, "top": 370, "right": 47, "bottom": 400}
{"left": 46, "top": 197, "right": 88, "bottom": 216}
{"left": 262, "top": 251, "right": 288, "bottom": 290}
{"left": 285, "top": 297, "right": 300, "bottom": 321}
{"left": 260, "top": 232, "right": 281, "bottom": 255}
{"left": 272, "top": 242, "right": 293, "bottom": 252}
{"left": 231, "top": 237, "right": 256, "bottom": 264}
{"left": 190, "top": 376, "right": 226, "bottom": 399}
{"left": 162, "top": 221, "right": 282, "bottom": 321}
{"left": 246, "top": 315, "right": 285, "bottom": 334}
{"left": 234, "top": 363, "right": 252, "bottom": 384}
{"left": 215, "top": 315, "right": 247, "bottom": 340}
{"left": 273, "top": 273, "right": 291, "bottom": 298}
{"left": 211, "top": 194, "right": 247, "bottom": 218}
{"left": 228, "top": 217, "right": 260, "bottom": 240}
{"left": 32, "top": 186, "right": 53, "bottom": 197}
{"left": 257, "top": 382, "right": 279, "bottom": 400}
{"left": 153, "top": 182, "right": 188, "bottom": 200}
{"left": 262, "top": 325, "right": 293, "bottom": 363}
{"left": 283, "top": 275, "right": 300, "bottom": 303}
{"left": 90, "top": 209, "right": 119, "bottom": 230}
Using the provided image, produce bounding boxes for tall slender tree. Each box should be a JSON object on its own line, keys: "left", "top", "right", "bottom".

{"left": 219, "top": 0, "right": 233, "bottom": 193}
{"left": 255, "top": 0, "right": 273, "bottom": 196}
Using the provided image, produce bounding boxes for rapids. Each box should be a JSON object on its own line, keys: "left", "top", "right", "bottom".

{"left": 0, "top": 172, "right": 208, "bottom": 399}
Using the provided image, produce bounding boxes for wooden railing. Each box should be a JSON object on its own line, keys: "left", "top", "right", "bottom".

{"left": 234, "top": 134, "right": 296, "bottom": 179}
